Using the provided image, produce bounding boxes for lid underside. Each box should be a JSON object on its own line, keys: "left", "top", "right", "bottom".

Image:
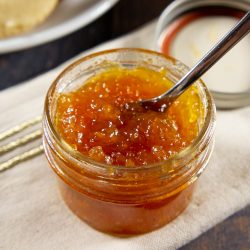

{"left": 157, "top": 2, "right": 250, "bottom": 109}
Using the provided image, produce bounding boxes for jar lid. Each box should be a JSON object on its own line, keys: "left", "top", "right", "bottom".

{"left": 155, "top": 0, "right": 250, "bottom": 109}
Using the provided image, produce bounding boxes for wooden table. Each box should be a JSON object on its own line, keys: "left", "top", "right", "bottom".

{"left": 0, "top": 0, "right": 249, "bottom": 248}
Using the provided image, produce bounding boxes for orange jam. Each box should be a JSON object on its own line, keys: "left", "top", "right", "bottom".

{"left": 43, "top": 49, "right": 215, "bottom": 235}
{"left": 55, "top": 66, "right": 202, "bottom": 166}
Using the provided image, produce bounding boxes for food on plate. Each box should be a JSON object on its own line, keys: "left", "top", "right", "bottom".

{"left": 0, "top": 0, "right": 59, "bottom": 38}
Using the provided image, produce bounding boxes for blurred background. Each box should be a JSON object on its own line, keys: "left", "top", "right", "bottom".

{"left": 0, "top": 0, "right": 173, "bottom": 90}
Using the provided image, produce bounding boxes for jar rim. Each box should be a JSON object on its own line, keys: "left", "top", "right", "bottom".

{"left": 44, "top": 48, "right": 216, "bottom": 173}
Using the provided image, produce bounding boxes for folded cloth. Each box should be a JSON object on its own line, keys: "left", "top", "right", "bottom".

{"left": 0, "top": 21, "right": 249, "bottom": 250}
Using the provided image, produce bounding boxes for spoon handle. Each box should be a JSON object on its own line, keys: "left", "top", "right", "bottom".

{"left": 165, "top": 10, "right": 250, "bottom": 100}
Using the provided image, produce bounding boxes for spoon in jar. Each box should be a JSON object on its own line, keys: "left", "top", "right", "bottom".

{"left": 126, "top": 10, "right": 250, "bottom": 112}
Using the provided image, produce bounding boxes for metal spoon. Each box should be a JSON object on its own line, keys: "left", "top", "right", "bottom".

{"left": 135, "top": 10, "right": 250, "bottom": 112}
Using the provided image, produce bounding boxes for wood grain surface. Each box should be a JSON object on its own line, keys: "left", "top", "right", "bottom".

{"left": 180, "top": 205, "right": 250, "bottom": 250}
{"left": 0, "top": 0, "right": 249, "bottom": 249}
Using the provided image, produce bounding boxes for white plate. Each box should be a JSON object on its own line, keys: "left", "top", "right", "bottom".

{"left": 0, "top": 0, "right": 119, "bottom": 54}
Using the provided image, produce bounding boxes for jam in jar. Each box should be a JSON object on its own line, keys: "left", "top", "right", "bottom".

{"left": 43, "top": 49, "right": 216, "bottom": 235}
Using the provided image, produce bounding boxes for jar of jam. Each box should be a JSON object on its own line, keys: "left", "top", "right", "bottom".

{"left": 43, "top": 49, "right": 216, "bottom": 235}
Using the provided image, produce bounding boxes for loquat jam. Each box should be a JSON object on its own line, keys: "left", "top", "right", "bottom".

{"left": 43, "top": 49, "right": 215, "bottom": 235}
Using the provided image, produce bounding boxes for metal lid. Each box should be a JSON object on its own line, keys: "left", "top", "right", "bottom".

{"left": 155, "top": 0, "right": 250, "bottom": 109}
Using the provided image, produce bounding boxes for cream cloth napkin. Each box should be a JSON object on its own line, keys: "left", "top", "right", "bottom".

{"left": 0, "top": 21, "right": 250, "bottom": 250}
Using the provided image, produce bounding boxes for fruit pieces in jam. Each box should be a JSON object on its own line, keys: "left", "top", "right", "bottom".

{"left": 55, "top": 66, "right": 202, "bottom": 166}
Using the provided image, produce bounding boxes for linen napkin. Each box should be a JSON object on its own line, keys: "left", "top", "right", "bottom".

{"left": 0, "top": 21, "right": 249, "bottom": 250}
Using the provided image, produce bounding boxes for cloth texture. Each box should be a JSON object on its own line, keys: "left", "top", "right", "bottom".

{"left": 0, "top": 21, "right": 249, "bottom": 250}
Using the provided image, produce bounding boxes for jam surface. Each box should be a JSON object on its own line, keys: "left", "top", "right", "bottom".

{"left": 55, "top": 66, "right": 202, "bottom": 166}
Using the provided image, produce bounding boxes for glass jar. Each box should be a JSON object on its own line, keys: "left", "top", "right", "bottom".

{"left": 43, "top": 48, "right": 216, "bottom": 235}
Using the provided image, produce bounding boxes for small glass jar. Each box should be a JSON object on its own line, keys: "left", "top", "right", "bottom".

{"left": 43, "top": 49, "right": 216, "bottom": 235}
